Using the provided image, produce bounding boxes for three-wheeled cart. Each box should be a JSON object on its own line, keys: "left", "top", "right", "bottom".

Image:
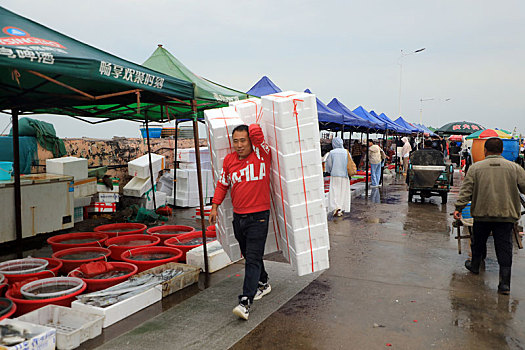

{"left": 408, "top": 163, "right": 454, "bottom": 203}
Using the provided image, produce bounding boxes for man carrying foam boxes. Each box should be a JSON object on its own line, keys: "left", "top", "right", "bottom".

{"left": 209, "top": 123, "right": 272, "bottom": 321}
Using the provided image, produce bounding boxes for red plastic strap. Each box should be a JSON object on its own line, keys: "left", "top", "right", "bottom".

{"left": 220, "top": 109, "right": 233, "bottom": 150}
{"left": 272, "top": 101, "right": 291, "bottom": 259}
{"left": 291, "top": 99, "right": 315, "bottom": 272}
{"left": 269, "top": 190, "right": 281, "bottom": 251}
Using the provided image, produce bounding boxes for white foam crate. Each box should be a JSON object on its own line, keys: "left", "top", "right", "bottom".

{"left": 96, "top": 181, "right": 119, "bottom": 193}
{"left": 270, "top": 147, "right": 323, "bottom": 180}
{"left": 0, "top": 318, "right": 56, "bottom": 350}
{"left": 176, "top": 147, "right": 210, "bottom": 163}
{"left": 230, "top": 98, "right": 262, "bottom": 125}
{"left": 128, "top": 153, "right": 165, "bottom": 179}
{"left": 187, "top": 240, "right": 234, "bottom": 273}
{"left": 94, "top": 192, "right": 119, "bottom": 203}
{"left": 74, "top": 177, "right": 97, "bottom": 198}
{"left": 74, "top": 195, "right": 92, "bottom": 207}
{"left": 273, "top": 196, "right": 327, "bottom": 230}
{"left": 261, "top": 91, "right": 317, "bottom": 129}
{"left": 144, "top": 191, "right": 167, "bottom": 210}
{"left": 289, "top": 246, "right": 330, "bottom": 276}
{"left": 265, "top": 122, "right": 320, "bottom": 155}
{"left": 46, "top": 157, "right": 88, "bottom": 181}
{"left": 72, "top": 285, "right": 162, "bottom": 328}
{"left": 18, "top": 305, "right": 104, "bottom": 350}
{"left": 271, "top": 171, "right": 324, "bottom": 205}
{"left": 280, "top": 222, "right": 330, "bottom": 253}
{"left": 178, "top": 161, "right": 212, "bottom": 170}
{"left": 123, "top": 176, "right": 152, "bottom": 197}
{"left": 205, "top": 107, "right": 244, "bottom": 150}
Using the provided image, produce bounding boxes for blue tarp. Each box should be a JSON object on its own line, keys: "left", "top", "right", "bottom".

{"left": 246, "top": 76, "right": 282, "bottom": 97}
{"left": 353, "top": 106, "right": 387, "bottom": 131}
{"left": 394, "top": 117, "right": 419, "bottom": 133}
{"left": 304, "top": 89, "right": 344, "bottom": 127}
{"left": 370, "top": 111, "right": 411, "bottom": 134}
{"left": 327, "top": 98, "right": 380, "bottom": 130}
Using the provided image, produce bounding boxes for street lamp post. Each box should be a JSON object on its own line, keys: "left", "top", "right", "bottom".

{"left": 419, "top": 97, "right": 435, "bottom": 125}
{"left": 398, "top": 48, "right": 426, "bottom": 119}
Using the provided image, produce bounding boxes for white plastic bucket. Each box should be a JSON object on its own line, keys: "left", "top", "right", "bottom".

{"left": 21, "top": 277, "right": 85, "bottom": 300}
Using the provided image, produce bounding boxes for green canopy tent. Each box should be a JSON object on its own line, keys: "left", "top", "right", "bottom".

{"left": 0, "top": 6, "right": 217, "bottom": 270}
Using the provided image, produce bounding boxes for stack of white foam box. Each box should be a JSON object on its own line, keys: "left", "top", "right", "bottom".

{"left": 174, "top": 168, "right": 214, "bottom": 207}
{"left": 259, "top": 91, "right": 329, "bottom": 276}
{"left": 123, "top": 153, "right": 166, "bottom": 210}
{"left": 230, "top": 98, "right": 281, "bottom": 255}
{"left": 177, "top": 147, "right": 212, "bottom": 170}
{"left": 46, "top": 157, "right": 97, "bottom": 199}
{"left": 204, "top": 107, "right": 244, "bottom": 261}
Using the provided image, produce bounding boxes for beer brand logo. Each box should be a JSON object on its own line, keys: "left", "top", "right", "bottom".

{"left": 0, "top": 26, "right": 66, "bottom": 48}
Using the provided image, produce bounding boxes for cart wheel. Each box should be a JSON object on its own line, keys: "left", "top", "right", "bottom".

{"left": 408, "top": 190, "right": 413, "bottom": 202}
{"left": 442, "top": 193, "right": 448, "bottom": 204}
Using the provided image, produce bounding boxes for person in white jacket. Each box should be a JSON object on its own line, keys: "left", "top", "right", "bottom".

{"left": 402, "top": 137, "right": 412, "bottom": 175}
{"left": 325, "top": 137, "right": 351, "bottom": 217}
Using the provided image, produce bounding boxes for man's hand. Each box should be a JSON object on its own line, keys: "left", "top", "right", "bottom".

{"left": 453, "top": 210, "right": 462, "bottom": 221}
{"left": 209, "top": 204, "right": 218, "bottom": 226}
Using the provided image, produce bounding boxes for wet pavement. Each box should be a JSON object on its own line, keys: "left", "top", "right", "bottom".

{"left": 231, "top": 173, "right": 525, "bottom": 350}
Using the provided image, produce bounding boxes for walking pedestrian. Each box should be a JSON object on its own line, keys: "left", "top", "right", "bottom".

{"left": 454, "top": 138, "right": 525, "bottom": 295}
{"left": 401, "top": 137, "right": 412, "bottom": 175}
{"left": 368, "top": 140, "right": 382, "bottom": 187}
{"left": 209, "top": 124, "right": 272, "bottom": 320}
{"left": 325, "top": 137, "right": 353, "bottom": 217}
{"left": 351, "top": 140, "right": 363, "bottom": 170}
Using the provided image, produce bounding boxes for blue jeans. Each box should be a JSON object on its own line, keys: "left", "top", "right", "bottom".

{"left": 233, "top": 210, "right": 270, "bottom": 303}
{"left": 371, "top": 163, "right": 381, "bottom": 186}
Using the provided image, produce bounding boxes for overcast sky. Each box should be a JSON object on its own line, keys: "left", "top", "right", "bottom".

{"left": 1, "top": 0, "right": 523, "bottom": 138}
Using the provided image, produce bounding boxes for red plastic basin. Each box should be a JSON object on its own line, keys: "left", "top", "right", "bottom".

{"left": 6, "top": 282, "right": 86, "bottom": 317}
{"left": 52, "top": 247, "right": 111, "bottom": 274}
{"left": 94, "top": 223, "right": 147, "bottom": 238}
{"left": 105, "top": 234, "right": 161, "bottom": 261}
{"left": 164, "top": 230, "right": 217, "bottom": 262}
{"left": 147, "top": 225, "right": 195, "bottom": 244}
{"left": 3, "top": 258, "right": 63, "bottom": 285}
{"left": 207, "top": 225, "right": 216, "bottom": 232}
{"left": 47, "top": 232, "right": 109, "bottom": 253}
{"left": 70, "top": 262, "right": 138, "bottom": 292}
{"left": 120, "top": 247, "right": 183, "bottom": 272}
{"left": 0, "top": 300, "right": 16, "bottom": 320}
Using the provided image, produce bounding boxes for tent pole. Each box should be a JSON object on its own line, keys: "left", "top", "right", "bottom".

{"left": 144, "top": 114, "right": 157, "bottom": 210}
{"left": 12, "top": 109, "right": 23, "bottom": 258}
{"left": 173, "top": 119, "right": 179, "bottom": 206}
{"left": 380, "top": 130, "right": 387, "bottom": 185}
{"left": 191, "top": 101, "right": 209, "bottom": 274}
{"left": 365, "top": 132, "right": 369, "bottom": 196}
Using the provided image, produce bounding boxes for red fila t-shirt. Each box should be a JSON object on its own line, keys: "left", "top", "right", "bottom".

{"left": 212, "top": 124, "right": 271, "bottom": 214}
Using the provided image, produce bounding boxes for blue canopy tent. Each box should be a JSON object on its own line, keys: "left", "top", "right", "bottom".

{"left": 369, "top": 111, "right": 412, "bottom": 134}
{"left": 394, "top": 117, "right": 419, "bottom": 133}
{"left": 415, "top": 123, "right": 436, "bottom": 136}
{"left": 327, "top": 98, "right": 380, "bottom": 131}
{"left": 247, "top": 76, "right": 282, "bottom": 97}
{"left": 304, "top": 89, "right": 344, "bottom": 130}
{"left": 353, "top": 106, "right": 387, "bottom": 131}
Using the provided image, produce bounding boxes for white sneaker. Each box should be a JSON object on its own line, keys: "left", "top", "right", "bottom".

{"left": 254, "top": 282, "right": 272, "bottom": 301}
{"left": 233, "top": 297, "right": 250, "bottom": 320}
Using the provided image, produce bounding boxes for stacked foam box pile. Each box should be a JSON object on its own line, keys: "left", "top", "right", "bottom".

{"left": 259, "top": 91, "right": 329, "bottom": 276}
{"left": 89, "top": 177, "right": 120, "bottom": 214}
{"left": 123, "top": 153, "right": 166, "bottom": 210}
{"left": 229, "top": 99, "right": 281, "bottom": 255}
{"left": 204, "top": 106, "right": 244, "bottom": 261}
{"left": 174, "top": 148, "right": 214, "bottom": 207}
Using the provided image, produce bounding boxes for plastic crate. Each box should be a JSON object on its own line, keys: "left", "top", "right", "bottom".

{"left": 140, "top": 127, "right": 162, "bottom": 138}
{"left": 18, "top": 305, "right": 104, "bottom": 350}
{"left": 74, "top": 207, "right": 84, "bottom": 223}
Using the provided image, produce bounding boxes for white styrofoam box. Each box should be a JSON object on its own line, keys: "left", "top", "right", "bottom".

{"left": 205, "top": 107, "right": 244, "bottom": 150}
{"left": 230, "top": 98, "right": 262, "bottom": 126}
{"left": 74, "top": 195, "right": 92, "bottom": 208}
{"left": 283, "top": 222, "right": 329, "bottom": 253}
{"left": 271, "top": 171, "right": 324, "bottom": 205}
{"left": 72, "top": 285, "right": 162, "bottom": 328}
{"left": 175, "top": 197, "right": 189, "bottom": 207}
{"left": 167, "top": 195, "right": 174, "bottom": 206}
{"left": 175, "top": 197, "right": 210, "bottom": 208}
{"left": 261, "top": 91, "right": 318, "bottom": 129}
{"left": 270, "top": 147, "right": 323, "bottom": 181}
{"left": 96, "top": 184, "right": 119, "bottom": 193}
{"left": 95, "top": 192, "right": 119, "bottom": 203}
{"left": 123, "top": 176, "right": 152, "bottom": 197}
{"left": 289, "top": 246, "right": 330, "bottom": 277}
{"left": 87, "top": 202, "right": 116, "bottom": 213}
{"left": 144, "top": 191, "right": 167, "bottom": 210}
{"left": 265, "top": 122, "right": 320, "bottom": 155}
{"left": 274, "top": 196, "right": 327, "bottom": 231}
{"left": 186, "top": 240, "right": 233, "bottom": 273}
{"left": 0, "top": 318, "right": 56, "bottom": 350}
{"left": 176, "top": 147, "right": 210, "bottom": 163}
{"left": 18, "top": 305, "right": 104, "bottom": 350}
{"left": 74, "top": 177, "right": 97, "bottom": 198}
{"left": 128, "top": 153, "right": 165, "bottom": 179}
{"left": 46, "top": 157, "right": 88, "bottom": 181}
{"left": 178, "top": 161, "right": 212, "bottom": 170}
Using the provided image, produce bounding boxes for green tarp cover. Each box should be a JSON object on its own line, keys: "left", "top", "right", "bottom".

{"left": 0, "top": 6, "right": 194, "bottom": 121}
{"left": 9, "top": 117, "right": 66, "bottom": 157}
{"left": 143, "top": 46, "right": 249, "bottom": 107}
